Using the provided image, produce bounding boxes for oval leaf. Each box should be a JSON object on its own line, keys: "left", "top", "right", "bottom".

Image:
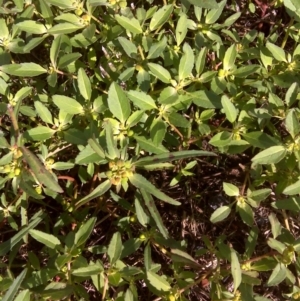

{"left": 149, "top": 5, "right": 173, "bottom": 31}
{"left": 146, "top": 271, "right": 171, "bottom": 292}
{"left": 108, "top": 82, "right": 131, "bottom": 123}
{"left": 2, "top": 269, "right": 27, "bottom": 301}
{"left": 267, "top": 263, "right": 286, "bottom": 286}
{"left": 78, "top": 68, "right": 91, "bottom": 100}
{"left": 108, "top": 232, "right": 122, "bottom": 265}
{"left": 29, "top": 229, "right": 61, "bottom": 249}
{"left": 21, "top": 147, "right": 63, "bottom": 193}
{"left": 231, "top": 249, "right": 242, "bottom": 292}
{"left": 251, "top": 146, "right": 287, "bottom": 164}
{"left": 16, "top": 20, "right": 47, "bottom": 34}
{"left": 210, "top": 205, "right": 231, "bottom": 223}
{"left": 148, "top": 63, "right": 171, "bottom": 83}
{"left": 115, "top": 15, "right": 142, "bottom": 34}
{"left": 127, "top": 90, "right": 157, "bottom": 111}
{"left": 0, "top": 63, "right": 47, "bottom": 77}
{"left": 52, "top": 95, "right": 84, "bottom": 115}
{"left": 221, "top": 95, "right": 237, "bottom": 123}
{"left": 129, "top": 173, "right": 180, "bottom": 205}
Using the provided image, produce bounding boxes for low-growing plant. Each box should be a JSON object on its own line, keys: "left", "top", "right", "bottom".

{"left": 1, "top": 0, "right": 300, "bottom": 300}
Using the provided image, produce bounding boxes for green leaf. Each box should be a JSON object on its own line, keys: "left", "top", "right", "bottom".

{"left": 223, "top": 12, "right": 241, "bottom": 26}
{"left": 89, "top": 0, "right": 108, "bottom": 6}
{"left": 268, "top": 213, "right": 281, "bottom": 238}
{"left": 205, "top": 0, "right": 226, "bottom": 24}
{"left": 24, "top": 126, "right": 55, "bottom": 141}
{"left": 29, "top": 229, "right": 61, "bottom": 249}
{"left": 134, "top": 150, "right": 216, "bottom": 167}
{"left": 120, "top": 238, "right": 142, "bottom": 259}
{"left": 45, "top": 0, "right": 74, "bottom": 8}
{"left": 146, "top": 271, "right": 171, "bottom": 292}
{"left": 39, "top": 283, "right": 73, "bottom": 300}
{"left": 16, "top": 20, "right": 47, "bottom": 34}
{"left": 51, "top": 162, "right": 75, "bottom": 170}
{"left": 251, "top": 146, "right": 287, "bottom": 164}
{"left": 283, "top": 179, "right": 300, "bottom": 195}
{"left": 107, "top": 272, "right": 121, "bottom": 286}
{"left": 108, "top": 82, "right": 131, "bottom": 123}
{"left": 267, "top": 263, "right": 286, "bottom": 286}
{"left": 192, "top": 90, "right": 222, "bottom": 109}
{"left": 187, "top": 0, "right": 218, "bottom": 9}
{"left": 47, "top": 72, "right": 57, "bottom": 87}
{"left": 272, "top": 197, "right": 300, "bottom": 212}
{"left": 75, "top": 179, "right": 111, "bottom": 209}
{"left": 108, "top": 232, "right": 122, "bottom": 265}
{"left": 285, "top": 82, "right": 298, "bottom": 107}
{"left": 127, "top": 90, "right": 157, "bottom": 111}
{"left": 242, "top": 132, "right": 278, "bottom": 149}
{"left": 231, "top": 249, "right": 242, "bottom": 293}
{"left": 0, "top": 77, "right": 8, "bottom": 96}
{"left": 159, "top": 87, "right": 178, "bottom": 105}
{"left": 115, "top": 15, "right": 142, "bottom": 34}
{"left": 251, "top": 257, "right": 277, "bottom": 271}
{"left": 88, "top": 138, "right": 106, "bottom": 159}
{"left": 129, "top": 173, "right": 180, "bottom": 205}
{"left": 58, "top": 53, "right": 82, "bottom": 69}
{"left": 144, "top": 243, "right": 152, "bottom": 270}
{"left": 170, "top": 248, "right": 202, "bottom": 268}
{"left": 118, "top": 37, "right": 137, "bottom": 58}
{"left": 39, "top": 0, "right": 53, "bottom": 19}
{"left": 14, "top": 87, "right": 33, "bottom": 103}
{"left": 223, "top": 44, "right": 237, "bottom": 71}
{"left": 134, "top": 196, "right": 150, "bottom": 227}
{"left": 223, "top": 182, "right": 239, "bottom": 196}
{"left": 140, "top": 189, "right": 169, "bottom": 238}
{"left": 0, "top": 63, "right": 47, "bottom": 77}
{"left": 134, "top": 135, "right": 168, "bottom": 154}
{"left": 0, "top": 211, "right": 44, "bottom": 256}
{"left": 248, "top": 189, "right": 271, "bottom": 202}
{"left": 178, "top": 43, "right": 194, "bottom": 81}
{"left": 176, "top": 14, "right": 188, "bottom": 46}
{"left": 48, "top": 23, "right": 83, "bottom": 35}
{"left": 245, "top": 227, "right": 259, "bottom": 258}
{"left": 50, "top": 34, "right": 62, "bottom": 67}
{"left": 72, "top": 263, "right": 103, "bottom": 277}
{"left": 19, "top": 179, "right": 44, "bottom": 200}
{"left": 232, "top": 65, "right": 260, "bottom": 78}
{"left": 221, "top": 95, "right": 237, "bottom": 123}
{"left": 149, "top": 4, "right": 173, "bottom": 31}
{"left": 237, "top": 201, "right": 254, "bottom": 226}
{"left": 150, "top": 119, "right": 166, "bottom": 146}
{"left": 104, "top": 121, "right": 120, "bottom": 159}
{"left": 0, "top": 19, "right": 9, "bottom": 39}
{"left": 64, "top": 128, "right": 87, "bottom": 145}
{"left": 266, "top": 42, "right": 287, "bottom": 62}
{"left": 52, "top": 95, "right": 84, "bottom": 115}
{"left": 168, "top": 112, "right": 190, "bottom": 128}
{"left": 148, "top": 63, "right": 171, "bottom": 83}
{"left": 34, "top": 101, "right": 53, "bottom": 124}
{"left": 78, "top": 68, "right": 92, "bottom": 100}
{"left": 195, "top": 47, "right": 207, "bottom": 75}
{"left": 2, "top": 269, "right": 27, "bottom": 301}
{"left": 21, "top": 147, "right": 63, "bottom": 193}
{"left": 210, "top": 206, "right": 231, "bottom": 223}
{"left": 125, "top": 288, "right": 134, "bottom": 301}
{"left": 74, "top": 217, "right": 97, "bottom": 247}
{"left": 147, "top": 36, "right": 168, "bottom": 60}
{"left": 267, "top": 238, "right": 285, "bottom": 254}
{"left": 14, "top": 290, "right": 31, "bottom": 301}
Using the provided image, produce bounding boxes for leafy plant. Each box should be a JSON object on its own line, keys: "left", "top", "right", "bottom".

{"left": 1, "top": 0, "right": 300, "bottom": 300}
